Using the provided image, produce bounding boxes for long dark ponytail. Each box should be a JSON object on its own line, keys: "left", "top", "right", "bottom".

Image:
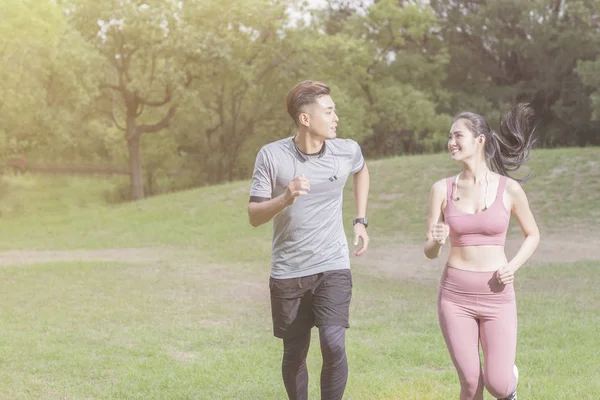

{"left": 453, "top": 103, "right": 537, "bottom": 181}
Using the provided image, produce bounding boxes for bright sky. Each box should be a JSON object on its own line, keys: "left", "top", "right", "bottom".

{"left": 287, "top": 0, "right": 375, "bottom": 26}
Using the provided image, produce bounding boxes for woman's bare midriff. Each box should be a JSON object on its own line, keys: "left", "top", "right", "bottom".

{"left": 447, "top": 246, "right": 508, "bottom": 271}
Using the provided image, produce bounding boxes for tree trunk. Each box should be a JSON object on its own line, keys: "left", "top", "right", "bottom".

{"left": 127, "top": 133, "right": 144, "bottom": 200}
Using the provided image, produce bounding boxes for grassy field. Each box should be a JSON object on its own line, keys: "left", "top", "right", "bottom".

{"left": 0, "top": 147, "right": 599, "bottom": 399}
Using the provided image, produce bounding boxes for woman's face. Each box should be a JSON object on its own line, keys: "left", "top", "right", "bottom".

{"left": 448, "top": 118, "right": 483, "bottom": 161}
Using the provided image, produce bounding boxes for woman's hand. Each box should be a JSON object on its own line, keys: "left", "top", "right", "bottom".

{"left": 496, "top": 265, "right": 515, "bottom": 285}
{"left": 431, "top": 222, "right": 450, "bottom": 245}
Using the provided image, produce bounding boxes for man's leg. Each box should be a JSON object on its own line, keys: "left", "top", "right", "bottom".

{"left": 312, "top": 269, "right": 352, "bottom": 400}
{"left": 319, "top": 325, "right": 348, "bottom": 400}
{"left": 270, "top": 275, "right": 317, "bottom": 400}
{"left": 282, "top": 331, "right": 311, "bottom": 400}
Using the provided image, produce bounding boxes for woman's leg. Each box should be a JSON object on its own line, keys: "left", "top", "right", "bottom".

{"left": 439, "top": 289, "right": 485, "bottom": 400}
{"left": 479, "top": 286, "right": 518, "bottom": 399}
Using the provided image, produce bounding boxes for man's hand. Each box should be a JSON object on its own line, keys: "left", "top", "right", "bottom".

{"left": 284, "top": 174, "right": 310, "bottom": 206}
{"left": 353, "top": 223, "right": 369, "bottom": 256}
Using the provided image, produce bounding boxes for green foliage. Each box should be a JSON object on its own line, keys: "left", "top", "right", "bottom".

{"left": 308, "top": 0, "right": 451, "bottom": 157}
{"left": 2, "top": 0, "right": 600, "bottom": 192}
{"left": 431, "top": 0, "right": 600, "bottom": 146}
{"left": 0, "top": 0, "right": 103, "bottom": 162}
{"left": 577, "top": 56, "right": 600, "bottom": 120}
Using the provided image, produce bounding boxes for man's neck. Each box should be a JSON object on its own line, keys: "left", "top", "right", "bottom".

{"left": 294, "top": 131, "right": 325, "bottom": 155}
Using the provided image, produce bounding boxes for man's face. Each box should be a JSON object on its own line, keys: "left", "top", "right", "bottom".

{"left": 302, "top": 95, "right": 339, "bottom": 140}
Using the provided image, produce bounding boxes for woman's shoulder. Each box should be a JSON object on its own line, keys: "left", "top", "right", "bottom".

{"left": 492, "top": 173, "right": 527, "bottom": 200}
{"left": 432, "top": 177, "right": 450, "bottom": 188}
{"left": 504, "top": 175, "right": 526, "bottom": 196}
{"left": 430, "top": 177, "right": 450, "bottom": 196}
{"left": 489, "top": 171, "right": 518, "bottom": 188}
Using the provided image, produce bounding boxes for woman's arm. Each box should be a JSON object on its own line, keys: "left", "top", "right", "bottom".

{"left": 424, "top": 179, "right": 449, "bottom": 259}
{"left": 497, "top": 179, "right": 540, "bottom": 284}
{"left": 506, "top": 179, "right": 540, "bottom": 272}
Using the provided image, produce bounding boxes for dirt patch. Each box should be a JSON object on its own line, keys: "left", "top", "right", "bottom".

{"left": 352, "top": 232, "right": 600, "bottom": 281}
{"left": 2, "top": 231, "right": 599, "bottom": 285}
{"left": 550, "top": 166, "right": 569, "bottom": 177}
{"left": 165, "top": 345, "right": 197, "bottom": 364}
{"left": 0, "top": 247, "right": 203, "bottom": 266}
{"left": 376, "top": 193, "right": 405, "bottom": 201}
{"left": 0, "top": 248, "right": 270, "bottom": 305}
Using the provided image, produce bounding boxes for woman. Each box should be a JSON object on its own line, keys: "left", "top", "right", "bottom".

{"left": 424, "top": 103, "right": 540, "bottom": 400}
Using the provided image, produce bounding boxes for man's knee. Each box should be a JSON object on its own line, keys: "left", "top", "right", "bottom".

{"left": 321, "top": 337, "right": 345, "bottom": 356}
{"left": 319, "top": 325, "right": 346, "bottom": 360}
{"left": 283, "top": 333, "right": 311, "bottom": 364}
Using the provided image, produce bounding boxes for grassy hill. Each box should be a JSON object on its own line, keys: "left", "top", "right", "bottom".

{"left": 0, "top": 147, "right": 598, "bottom": 255}
{"left": 0, "top": 147, "right": 598, "bottom": 399}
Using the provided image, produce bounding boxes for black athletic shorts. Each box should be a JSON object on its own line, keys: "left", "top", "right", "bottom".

{"left": 269, "top": 269, "right": 352, "bottom": 340}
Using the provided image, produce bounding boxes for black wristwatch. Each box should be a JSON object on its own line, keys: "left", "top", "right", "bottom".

{"left": 353, "top": 217, "right": 368, "bottom": 228}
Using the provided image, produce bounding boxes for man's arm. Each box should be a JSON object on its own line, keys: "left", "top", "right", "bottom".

{"left": 248, "top": 195, "right": 290, "bottom": 227}
{"left": 248, "top": 176, "right": 311, "bottom": 227}
{"left": 352, "top": 163, "right": 369, "bottom": 255}
{"left": 353, "top": 163, "right": 369, "bottom": 220}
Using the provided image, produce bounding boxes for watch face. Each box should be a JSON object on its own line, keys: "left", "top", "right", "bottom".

{"left": 354, "top": 218, "right": 368, "bottom": 226}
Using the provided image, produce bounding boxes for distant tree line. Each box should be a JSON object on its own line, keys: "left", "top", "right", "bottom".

{"left": 2, "top": 0, "right": 599, "bottom": 200}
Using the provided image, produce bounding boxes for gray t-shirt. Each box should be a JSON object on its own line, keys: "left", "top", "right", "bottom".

{"left": 250, "top": 136, "right": 365, "bottom": 279}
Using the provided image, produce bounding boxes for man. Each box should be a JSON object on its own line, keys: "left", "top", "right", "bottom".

{"left": 248, "top": 80, "right": 370, "bottom": 400}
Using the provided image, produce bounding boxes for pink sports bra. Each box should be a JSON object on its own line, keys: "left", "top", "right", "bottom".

{"left": 444, "top": 175, "right": 510, "bottom": 247}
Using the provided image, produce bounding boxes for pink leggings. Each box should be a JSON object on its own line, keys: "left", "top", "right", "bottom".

{"left": 438, "top": 265, "right": 517, "bottom": 400}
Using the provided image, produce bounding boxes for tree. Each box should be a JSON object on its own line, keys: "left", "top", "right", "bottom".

{"left": 430, "top": 0, "right": 600, "bottom": 146}
{"left": 0, "top": 0, "right": 101, "bottom": 165}
{"left": 65, "top": 0, "right": 224, "bottom": 199}
{"left": 576, "top": 57, "right": 600, "bottom": 145}
{"left": 174, "top": 0, "right": 311, "bottom": 185}
{"left": 309, "top": 0, "right": 452, "bottom": 157}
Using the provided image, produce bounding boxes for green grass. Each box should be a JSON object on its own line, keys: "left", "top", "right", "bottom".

{"left": 0, "top": 260, "right": 598, "bottom": 399}
{"left": 0, "top": 147, "right": 598, "bottom": 399}
{"left": 0, "top": 147, "right": 598, "bottom": 254}
{"left": 362, "top": 146, "right": 600, "bottom": 241}
{"left": 0, "top": 172, "right": 130, "bottom": 216}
